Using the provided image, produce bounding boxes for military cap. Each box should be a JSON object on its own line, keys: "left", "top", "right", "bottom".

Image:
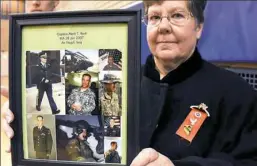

{"left": 100, "top": 74, "right": 121, "bottom": 84}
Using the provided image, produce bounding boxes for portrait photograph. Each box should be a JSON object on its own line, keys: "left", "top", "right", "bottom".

{"left": 55, "top": 115, "right": 104, "bottom": 163}
{"left": 104, "top": 138, "right": 122, "bottom": 164}
{"left": 26, "top": 114, "right": 57, "bottom": 160}
{"left": 99, "top": 49, "right": 122, "bottom": 72}
{"left": 104, "top": 116, "right": 121, "bottom": 137}
{"left": 65, "top": 71, "right": 99, "bottom": 115}
{"left": 26, "top": 50, "right": 65, "bottom": 115}
{"left": 99, "top": 71, "right": 122, "bottom": 116}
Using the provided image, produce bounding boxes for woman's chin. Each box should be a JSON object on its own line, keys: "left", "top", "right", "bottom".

{"left": 156, "top": 50, "right": 179, "bottom": 62}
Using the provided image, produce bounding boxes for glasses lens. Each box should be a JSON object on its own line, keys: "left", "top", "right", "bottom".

{"left": 169, "top": 11, "right": 189, "bottom": 26}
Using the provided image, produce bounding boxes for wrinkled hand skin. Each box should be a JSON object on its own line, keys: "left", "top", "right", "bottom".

{"left": 130, "top": 148, "right": 175, "bottom": 166}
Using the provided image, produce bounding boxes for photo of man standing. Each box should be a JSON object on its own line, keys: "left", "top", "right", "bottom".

{"left": 33, "top": 115, "right": 53, "bottom": 159}
{"left": 35, "top": 52, "right": 60, "bottom": 114}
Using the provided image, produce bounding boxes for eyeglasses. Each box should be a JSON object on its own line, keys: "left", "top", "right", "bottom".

{"left": 142, "top": 10, "right": 192, "bottom": 27}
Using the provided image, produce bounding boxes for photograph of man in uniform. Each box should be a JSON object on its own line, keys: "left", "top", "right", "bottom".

{"left": 33, "top": 115, "right": 53, "bottom": 159}
{"left": 104, "top": 117, "right": 120, "bottom": 137}
{"left": 103, "top": 55, "right": 121, "bottom": 71}
{"left": 65, "top": 120, "right": 102, "bottom": 162}
{"left": 100, "top": 74, "right": 121, "bottom": 116}
{"left": 104, "top": 141, "right": 121, "bottom": 163}
{"left": 35, "top": 52, "right": 60, "bottom": 114}
{"left": 67, "top": 73, "right": 96, "bottom": 115}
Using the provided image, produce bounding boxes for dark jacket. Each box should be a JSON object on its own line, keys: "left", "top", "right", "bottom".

{"left": 140, "top": 48, "right": 257, "bottom": 166}
{"left": 35, "top": 63, "right": 53, "bottom": 88}
{"left": 105, "top": 150, "right": 121, "bottom": 163}
{"left": 33, "top": 126, "right": 53, "bottom": 154}
{"left": 66, "top": 138, "right": 95, "bottom": 162}
{"left": 106, "top": 126, "right": 120, "bottom": 137}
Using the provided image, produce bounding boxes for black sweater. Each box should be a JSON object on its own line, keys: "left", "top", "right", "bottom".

{"left": 140, "top": 48, "right": 257, "bottom": 166}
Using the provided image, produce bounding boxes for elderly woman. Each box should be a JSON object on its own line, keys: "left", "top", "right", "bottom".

{"left": 131, "top": 0, "right": 257, "bottom": 166}
{"left": 2, "top": 0, "right": 257, "bottom": 166}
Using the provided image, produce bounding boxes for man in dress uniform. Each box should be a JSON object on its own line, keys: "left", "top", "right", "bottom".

{"left": 100, "top": 74, "right": 121, "bottom": 116}
{"left": 35, "top": 52, "right": 60, "bottom": 114}
{"left": 105, "top": 118, "right": 120, "bottom": 137}
{"left": 33, "top": 115, "right": 53, "bottom": 159}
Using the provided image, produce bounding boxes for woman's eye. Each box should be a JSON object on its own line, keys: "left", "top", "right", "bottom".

{"left": 149, "top": 15, "right": 161, "bottom": 21}
{"left": 172, "top": 13, "right": 186, "bottom": 19}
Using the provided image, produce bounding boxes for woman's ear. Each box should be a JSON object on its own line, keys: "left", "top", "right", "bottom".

{"left": 196, "top": 23, "right": 204, "bottom": 40}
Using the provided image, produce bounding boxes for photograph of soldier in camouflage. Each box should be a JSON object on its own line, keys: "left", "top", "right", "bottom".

{"left": 99, "top": 49, "right": 122, "bottom": 71}
{"left": 26, "top": 114, "right": 57, "bottom": 160}
{"left": 104, "top": 139, "right": 122, "bottom": 163}
{"left": 99, "top": 72, "right": 122, "bottom": 116}
{"left": 63, "top": 49, "right": 100, "bottom": 115}
{"left": 26, "top": 50, "right": 65, "bottom": 115}
{"left": 66, "top": 73, "right": 99, "bottom": 115}
{"left": 55, "top": 115, "right": 104, "bottom": 163}
{"left": 104, "top": 116, "right": 121, "bottom": 137}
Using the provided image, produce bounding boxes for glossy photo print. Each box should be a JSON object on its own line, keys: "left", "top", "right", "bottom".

{"left": 104, "top": 116, "right": 121, "bottom": 137}
{"left": 99, "top": 71, "right": 122, "bottom": 117}
{"left": 99, "top": 49, "right": 122, "bottom": 71}
{"left": 26, "top": 50, "right": 65, "bottom": 115}
{"left": 26, "top": 114, "right": 57, "bottom": 160}
{"left": 55, "top": 115, "right": 104, "bottom": 163}
{"left": 64, "top": 49, "right": 100, "bottom": 115}
{"left": 104, "top": 138, "right": 122, "bottom": 164}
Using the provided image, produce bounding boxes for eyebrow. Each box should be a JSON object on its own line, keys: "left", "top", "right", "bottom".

{"left": 148, "top": 6, "right": 188, "bottom": 14}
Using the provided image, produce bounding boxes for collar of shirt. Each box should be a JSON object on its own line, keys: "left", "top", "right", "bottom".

{"left": 41, "top": 62, "right": 46, "bottom": 67}
{"left": 104, "top": 92, "right": 117, "bottom": 100}
{"left": 143, "top": 47, "right": 203, "bottom": 85}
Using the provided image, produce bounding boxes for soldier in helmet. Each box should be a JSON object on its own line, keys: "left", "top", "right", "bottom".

{"left": 65, "top": 120, "right": 96, "bottom": 162}
{"left": 100, "top": 74, "right": 121, "bottom": 116}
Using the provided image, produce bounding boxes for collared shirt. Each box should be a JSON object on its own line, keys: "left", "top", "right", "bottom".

{"left": 103, "top": 64, "right": 121, "bottom": 71}
{"left": 67, "top": 88, "right": 96, "bottom": 115}
{"left": 100, "top": 92, "right": 121, "bottom": 116}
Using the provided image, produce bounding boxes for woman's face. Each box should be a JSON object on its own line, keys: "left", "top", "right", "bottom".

{"left": 146, "top": 1, "right": 203, "bottom": 63}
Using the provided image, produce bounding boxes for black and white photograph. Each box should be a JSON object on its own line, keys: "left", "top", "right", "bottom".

{"left": 55, "top": 115, "right": 104, "bottom": 163}
{"left": 99, "top": 71, "right": 122, "bottom": 116}
{"left": 26, "top": 50, "right": 65, "bottom": 115}
{"left": 26, "top": 114, "right": 57, "bottom": 160}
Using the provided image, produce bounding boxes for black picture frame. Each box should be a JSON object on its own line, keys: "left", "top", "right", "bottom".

{"left": 9, "top": 9, "right": 141, "bottom": 166}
